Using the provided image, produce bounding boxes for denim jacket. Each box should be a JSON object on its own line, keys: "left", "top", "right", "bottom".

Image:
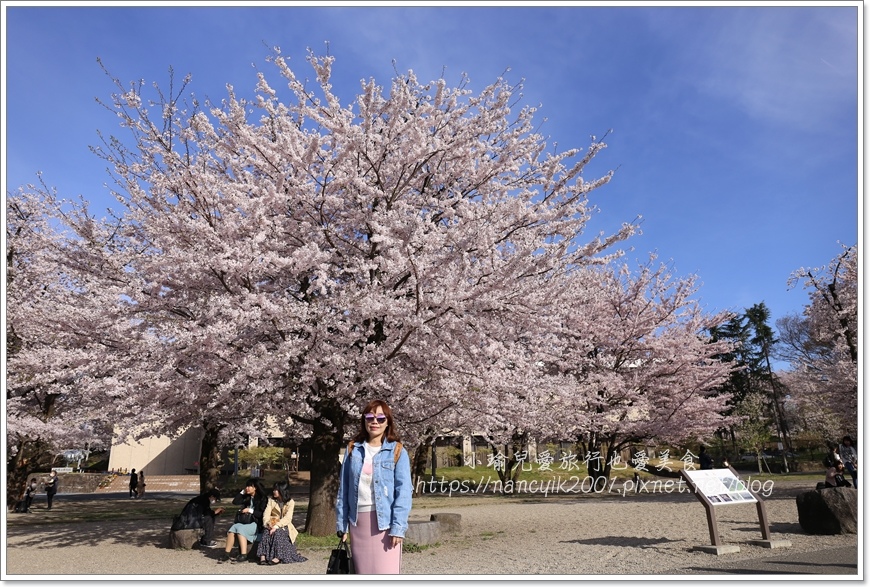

{"left": 335, "top": 439, "right": 412, "bottom": 538}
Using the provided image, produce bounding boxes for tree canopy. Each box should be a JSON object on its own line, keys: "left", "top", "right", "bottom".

{"left": 6, "top": 50, "right": 739, "bottom": 529}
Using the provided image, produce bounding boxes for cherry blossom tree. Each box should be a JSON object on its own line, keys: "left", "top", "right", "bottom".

{"left": 5, "top": 187, "right": 111, "bottom": 509}
{"left": 779, "top": 243, "right": 858, "bottom": 435}
{"left": 544, "top": 258, "right": 737, "bottom": 483}
{"left": 10, "top": 50, "right": 639, "bottom": 533}
{"left": 442, "top": 256, "right": 737, "bottom": 487}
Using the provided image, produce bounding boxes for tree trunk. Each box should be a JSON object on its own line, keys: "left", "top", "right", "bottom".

{"left": 304, "top": 401, "right": 346, "bottom": 537}
{"left": 431, "top": 440, "right": 438, "bottom": 480}
{"left": 6, "top": 441, "right": 29, "bottom": 510}
{"left": 580, "top": 434, "right": 611, "bottom": 489}
{"left": 6, "top": 438, "right": 50, "bottom": 511}
{"left": 487, "top": 433, "right": 526, "bottom": 490}
{"left": 199, "top": 421, "right": 224, "bottom": 493}
{"left": 412, "top": 437, "right": 433, "bottom": 494}
{"left": 587, "top": 446, "right": 610, "bottom": 488}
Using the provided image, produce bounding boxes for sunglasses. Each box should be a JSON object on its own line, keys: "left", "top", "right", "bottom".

{"left": 364, "top": 413, "right": 387, "bottom": 424}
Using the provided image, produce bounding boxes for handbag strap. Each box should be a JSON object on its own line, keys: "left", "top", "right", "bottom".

{"left": 337, "top": 539, "right": 352, "bottom": 557}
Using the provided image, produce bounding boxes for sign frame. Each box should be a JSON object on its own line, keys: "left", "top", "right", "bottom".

{"left": 680, "top": 466, "right": 772, "bottom": 549}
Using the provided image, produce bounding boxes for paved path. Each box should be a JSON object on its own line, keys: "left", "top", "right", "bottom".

{"left": 674, "top": 545, "right": 858, "bottom": 575}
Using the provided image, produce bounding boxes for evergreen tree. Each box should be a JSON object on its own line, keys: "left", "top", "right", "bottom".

{"left": 709, "top": 303, "right": 790, "bottom": 469}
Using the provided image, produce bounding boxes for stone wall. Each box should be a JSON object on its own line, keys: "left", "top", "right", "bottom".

{"left": 29, "top": 472, "right": 110, "bottom": 494}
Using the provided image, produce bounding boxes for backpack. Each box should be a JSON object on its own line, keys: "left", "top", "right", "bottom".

{"left": 348, "top": 441, "right": 403, "bottom": 465}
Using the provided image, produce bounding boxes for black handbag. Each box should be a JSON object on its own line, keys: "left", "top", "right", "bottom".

{"left": 235, "top": 510, "right": 254, "bottom": 524}
{"left": 234, "top": 495, "right": 255, "bottom": 525}
{"left": 326, "top": 539, "right": 354, "bottom": 574}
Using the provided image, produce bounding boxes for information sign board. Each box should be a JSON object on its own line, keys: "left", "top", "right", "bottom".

{"left": 683, "top": 468, "right": 757, "bottom": 505}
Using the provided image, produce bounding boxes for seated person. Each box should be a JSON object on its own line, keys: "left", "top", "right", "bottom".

{"left": 825, "top": 461, "right": 853, "bottom": 488}
{"left": 219, "top": 478, "right": 268, "bottom": 563}
{"left": 171, "top": 488, "right": 225, "bottom": 547}
{"left": 256, "top": 481, "right": 307, "bottom": 565}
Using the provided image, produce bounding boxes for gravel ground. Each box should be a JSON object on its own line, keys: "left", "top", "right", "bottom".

{"left": 3, "top": 479, "right": 858, "bottom": 580}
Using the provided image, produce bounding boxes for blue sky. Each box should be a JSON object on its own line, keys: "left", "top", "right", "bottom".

{"left": 3, "top": 3, "right": 860, "bottom": 353}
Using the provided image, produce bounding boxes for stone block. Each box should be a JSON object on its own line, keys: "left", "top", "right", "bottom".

{"left": 749, "top": 539, "right": 792, "bottom": 549}
{"left": 796, "top": 487, "right": 857, "bottom": 535}
{"left": 404, "top": 520, "right": 441, "bottom": 545}
{"left": 430, "top": 513, "right": 461, "bottom": 533}
{"left": 169, "top": 528, "right": 204, "bottom": 549}
{"left": 692, "top": 544, "right": 741, "bottom": 555}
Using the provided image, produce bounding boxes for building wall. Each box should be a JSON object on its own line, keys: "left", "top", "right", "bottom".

{"left": 107, "top": 427, "right": 202, "bottom": 475}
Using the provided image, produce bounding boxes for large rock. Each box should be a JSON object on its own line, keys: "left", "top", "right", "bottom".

{"left": 430, "top": 513, "right": 461, "bottom": 533}
{"left": 404, "top": 521, "right": 441, "bottom": 545}
{"left": 169, "top": 528, "right": 204, "bottom": 549}
{"left": 796, "top": 487, "right": 858, "bottom": 535}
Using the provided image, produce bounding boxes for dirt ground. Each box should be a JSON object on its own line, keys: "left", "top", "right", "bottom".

{"left": 3, "top": 480, "right": 859, "bottom": 581}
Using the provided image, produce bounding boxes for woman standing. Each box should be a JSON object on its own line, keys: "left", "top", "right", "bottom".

{"left": 335, "top": 400, "right": 413, "bottom": 574}
{"left": 136, "top": 470, "right": 146, "bottom": 499}
{"left": 256, "top": 481, "right": 307, "bottom": 565}
{"left": 44, "top": 470, "right": 59, "bottom": 510}
{"left": 220, "top": 478, "right": 268, "bottom": 563}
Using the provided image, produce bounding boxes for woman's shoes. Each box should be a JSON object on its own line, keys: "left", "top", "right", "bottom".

{"left": 234, "top": 554, "right": 248, "bottom": 563}
{"left": 270, "top": 559, "right": 281, "bottom": 565}
{"left": 258, "top": 558, "right": 268, "bottom": 566}
{"left": 218, "top": 553, "right": 232, "bottom": 563}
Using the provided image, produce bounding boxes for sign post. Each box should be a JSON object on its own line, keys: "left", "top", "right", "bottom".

{"left": 681, "top": 466, "right": 791, "bottom": 555}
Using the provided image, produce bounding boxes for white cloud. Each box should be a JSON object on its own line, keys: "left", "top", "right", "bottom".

{"left": 644, "top": 7, "right": 857, "bottom": 133}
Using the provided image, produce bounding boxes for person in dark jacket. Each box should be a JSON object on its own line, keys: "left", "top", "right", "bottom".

{"left": 44, "top": 471, "right": 58, "bottom": 510}
{"left": 171, "top": 488, "right": 225, "bottom": 547}
{"left": 699, "top": 446, "right": 714, "bottom": 470}
{"left": 219, "top": 478, "right": 268, "bottom": 563}
{"left": 129, "top": 469, "right": 138, "bottom": 498}
{"left": 23, "top": 478, "right": 38, "bottom": 513}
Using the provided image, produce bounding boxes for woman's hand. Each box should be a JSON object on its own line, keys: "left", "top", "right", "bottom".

{"left": 390, "top": 536, "right": 403, "bottom": 549}
{"left": 338, "top": 532, "right": 348, "bottom": 543}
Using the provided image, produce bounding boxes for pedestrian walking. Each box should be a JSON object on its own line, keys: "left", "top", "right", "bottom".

{"left": 136, "top": 470, "right": 146, "bottom": 498}
{"left": 129, "top": 468, "right": 138, "bottom": 498}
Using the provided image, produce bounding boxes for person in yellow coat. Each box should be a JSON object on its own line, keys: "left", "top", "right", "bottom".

{"left": 255, "top": 481, "right": 307, "bottom": 565}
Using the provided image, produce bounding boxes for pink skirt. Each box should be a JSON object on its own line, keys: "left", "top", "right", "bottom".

{"left": 349, "top": 510, "right": 402, "bottom": 574}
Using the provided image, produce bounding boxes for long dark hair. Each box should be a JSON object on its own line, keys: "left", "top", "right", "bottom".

{"left": 352, "top": 399, "right": 401, "bottom": 444}
{"left": 245, "top": 477, "right": 267, "bottom": 506}
{"left": 272, "top": 481, "right": 292, "bottom": 503}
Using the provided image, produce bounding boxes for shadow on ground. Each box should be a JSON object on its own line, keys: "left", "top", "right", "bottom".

{"left": 560, "top": 535, "right": 683, "bottom": 549}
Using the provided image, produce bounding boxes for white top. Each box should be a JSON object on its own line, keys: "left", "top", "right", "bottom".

{"left": 840, "top": 444, "right": 858, "bottom": 465}
{"left": 357, "top": 442, "right": 379, "bottom": 513}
